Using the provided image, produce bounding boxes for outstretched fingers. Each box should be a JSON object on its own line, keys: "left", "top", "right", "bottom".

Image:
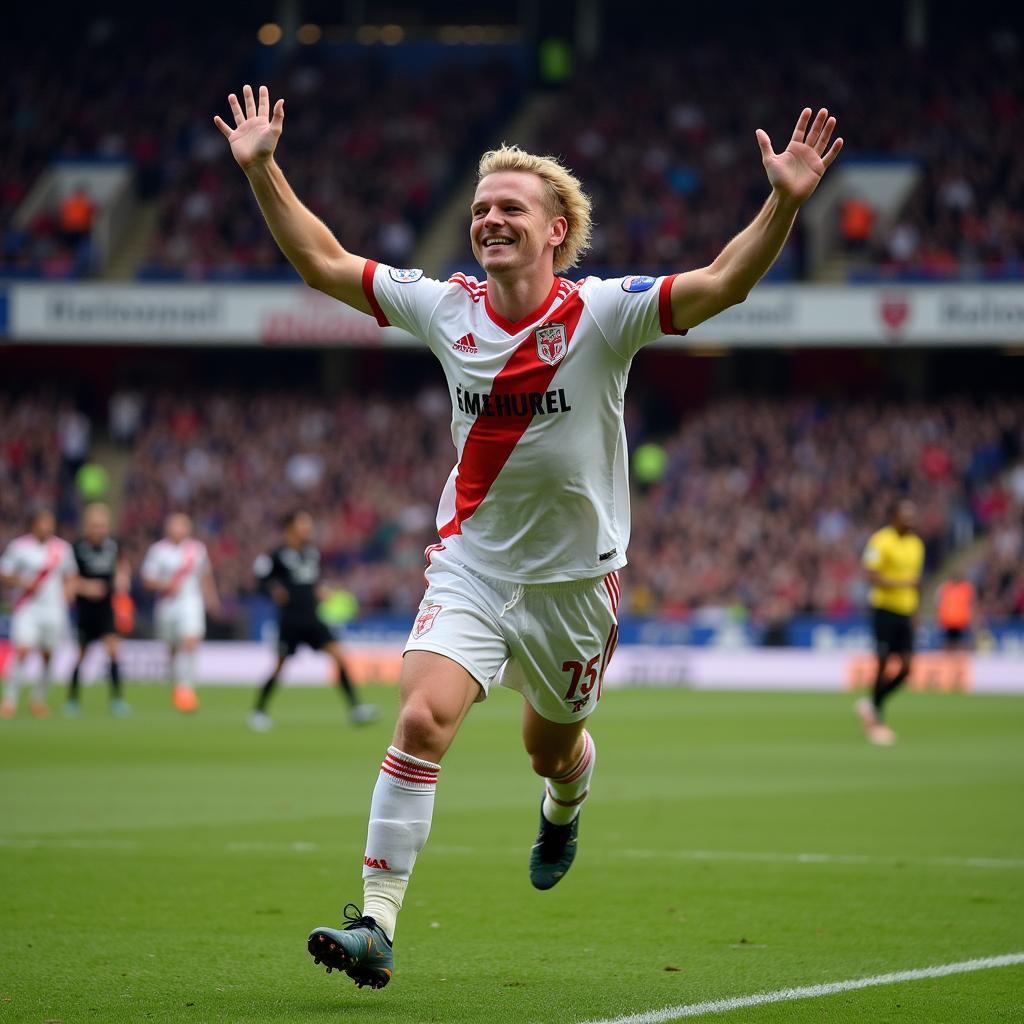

{"left": 228, "top": 92, "right": 245, "bottom": 128}
{"left": 258, "top": 85, "right": 270, "bottom": 120}
{"left": 213, "top": 114, "right": 232, "bottom": 139}
{"left": 755, "top": 128, "right": 774, "bottom": 161}
{"left": 813, "top": 115, "right": 837, "bottom": 155}
{"left": 804, "top": 108, "right": 829, "bottom": 148}
{"left": 243, "top": 83, "right": 257, "bottom": 119}
{"left": 821, "top": 136, "right": 845, "bottom": 169}
{"left": 272, "top": 97, "right": 285, "bottom": 126}
{"left": 791, "top": 108, "right": 812, "bottom": 142}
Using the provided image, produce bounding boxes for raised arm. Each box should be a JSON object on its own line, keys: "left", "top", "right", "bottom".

{"left": 214, "top": 84, "right": 370, "bottom": 312}
{"left": 670, "top": 107, "right": 843, "bottom": 331}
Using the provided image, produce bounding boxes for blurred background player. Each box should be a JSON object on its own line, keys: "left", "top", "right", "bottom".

{"left": 141, "top": 513, "right": 220, "bottom": 713}
{"left": 250, "top": 510, "right": 376, "bottom": 731}
{"left": 0, "top": 509, "right": 77, "bottom": 719}
{"left": 937, "top": 571, "right": 977, "bottom": 651}
{"left": 857, "top": 499, "right": 925, "bottom": 745}
{"left": 67, "top": 503, "right": 132, "bottom": 717}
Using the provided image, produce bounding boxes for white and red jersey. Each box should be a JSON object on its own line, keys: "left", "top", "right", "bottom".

{"left": 362, "top": 261, "right": 685, "bottom": 583}
{"left": 0, "top": 534, "right": 76, "bottom": 612}
{"left": 141, "top": 538, "right": 209, "bottom": 609}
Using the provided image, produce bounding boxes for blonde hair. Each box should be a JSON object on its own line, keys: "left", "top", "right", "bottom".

{"left": 477, "top": 144, "right": 592, "bottom": 273}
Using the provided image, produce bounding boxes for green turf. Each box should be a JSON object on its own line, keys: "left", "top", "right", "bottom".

{"left": 1, "top": 684, "right": 1022, "bottom": 1023}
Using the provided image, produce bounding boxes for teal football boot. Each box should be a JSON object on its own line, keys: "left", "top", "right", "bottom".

{"left": 308, "top": 904, "right": 394, "bottom": 989}
{"left": 529, "top": 798, "right": 580, "bottom": 890}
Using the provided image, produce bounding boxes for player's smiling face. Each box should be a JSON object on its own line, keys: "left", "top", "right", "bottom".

{"left": 470, "top": 171, "right": 566, "bottom": 276}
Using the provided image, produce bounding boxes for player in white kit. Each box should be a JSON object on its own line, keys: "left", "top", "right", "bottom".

{"left": 216, "top": 83, "right": 843, "bottom": 987}
{"left": 141, "top": 513, "right": 221, "bottom": 713}
{"left": 0, "top": 509, "right": 77, "bottom": 719}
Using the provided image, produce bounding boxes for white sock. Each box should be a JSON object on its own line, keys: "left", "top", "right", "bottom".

{"left": 32, "top": 658, "right": 53, "bottom": 704}
{"left": 361, "top": 746, "right": 440, "bottom": 941}
{"left": 543, "top": 730, "right": 596, "bottom": 825}
{"left": 3, "top": 657, "right": 26, "bottom": 707}
{"left": 174, "top": 649, "right": 196, "bottom": 689}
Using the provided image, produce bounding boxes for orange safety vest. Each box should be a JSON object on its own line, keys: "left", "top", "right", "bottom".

{"left": 938, "top": 580, "right": 974, "bottom": 629}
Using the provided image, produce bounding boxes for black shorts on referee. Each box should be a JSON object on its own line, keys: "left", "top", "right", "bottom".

{"left": 872, "top": 607, "right": 914, "bottom": 657}
{"left": 278, "top": 616, "right": 335, "bottom": 658}
{"left": 76, "top": 601, "right": 116, "bottom": 646}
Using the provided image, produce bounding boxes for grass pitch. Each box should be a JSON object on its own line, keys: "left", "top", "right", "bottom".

{"left": 2, "top": 684, "right": 1022, "bottom": 1023}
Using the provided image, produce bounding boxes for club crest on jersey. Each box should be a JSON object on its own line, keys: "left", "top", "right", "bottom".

{"left": 389, "top": 267, "right": 423, "bottom": 284}
{"left": 621, "top": 275, "right": 656, "bottom": 293}
{"left": 535, "top": 323, "right": 567, "bottom": 366}
{"left": 413, "top": 603, "right": 442, "bottom": 638}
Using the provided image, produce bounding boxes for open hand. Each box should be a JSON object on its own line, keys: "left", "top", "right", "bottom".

{"left": 214, "top": 84, "right": 284, "bottom": 170}
{"left": 755, "top": 108, "right": 843, "bottom": 205}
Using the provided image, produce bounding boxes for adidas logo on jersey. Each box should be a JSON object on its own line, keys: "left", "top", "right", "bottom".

{"left": 452, "top": 333, "right": 478, "bottom": 353}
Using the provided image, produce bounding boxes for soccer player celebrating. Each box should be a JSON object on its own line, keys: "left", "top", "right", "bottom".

{"left": 67, "top": 502, "right": 132, "bottom": 717}
{"left": 857, "top": 499, "right": 925, "bottom": 745}
{"left": 216, "top": 83, "right": 843, "bottom": 989}
{"left": 0, "top": 509, "right": 77, "bottom": 719}
{"left": 141, "top": 512, "right": 220, "bottom": 713}
{"left": 250, "top": 509, "right": 377, "bottom": 730}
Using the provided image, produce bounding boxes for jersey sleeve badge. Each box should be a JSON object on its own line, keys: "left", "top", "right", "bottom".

{"left": 621, "top": 275, "right": 656, "bottom": 292}
{"left": 388, "top": 267, "right": 424, "bottom": 284}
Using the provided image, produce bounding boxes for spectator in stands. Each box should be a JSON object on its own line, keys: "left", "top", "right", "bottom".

{"left": 58, "top": 185, "right": 94, "bottom": 247}
{"left": 839, "top": 192, "right": 875, "bottom": 255}
{"left": 937, "top": 572, "right": 977, "bottom": 649}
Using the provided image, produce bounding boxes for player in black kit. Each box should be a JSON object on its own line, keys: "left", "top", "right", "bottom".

{"left": 250, "top": 510, "right": 376, "bottom": 730}
{"left": 68, "top": 503, "right": 132, "bottom": 716}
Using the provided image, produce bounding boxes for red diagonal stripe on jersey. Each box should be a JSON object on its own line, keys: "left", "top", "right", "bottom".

{"left": 438, "top": 293, "right": 585, "bottom": 539}
{"left": 163, "top": 541, "right": 198, "bottom": 598}
{"left": 12, "top": 540, "right": 63, "bottom": 611}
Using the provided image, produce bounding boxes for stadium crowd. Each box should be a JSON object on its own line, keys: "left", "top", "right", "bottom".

{"left": 3, "top": 389, "right": 1021, "bottom": 627}
{"left": 518, "top": 39, "right": 1024, "bottom": 280}
{"left": 0, "top": 18, "right": 519, "bottom": 279}
{"left": 142, "top": 58, "right": 520, "bottom": 279}
{"left": 4, "top": 17, "right": 1021, "bottom": 282}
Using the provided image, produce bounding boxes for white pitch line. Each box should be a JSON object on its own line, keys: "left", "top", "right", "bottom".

{"left": 577, "top": 952, "right": 1024, "bottom": 1024}
{"left": 3, "top": 837, "right": 1021, "bottom": 871}
{"left": 612, "top": 848, "right": 1024, "bottom": 870}
{"left": 0, "top": 837, "right": 140, "bottom": 850}
{"left": 427, "top": 845, "right": 1024, "bottom": 871}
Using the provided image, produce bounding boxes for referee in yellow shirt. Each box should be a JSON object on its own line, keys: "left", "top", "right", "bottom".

{"left": 857, "top": 499, "right": 925, "bottom": 745}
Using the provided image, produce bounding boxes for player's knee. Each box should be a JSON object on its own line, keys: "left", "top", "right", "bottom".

{"left": 395, "top": 700, "right": 451, "bottom": 762}
{"left": 528, "top": 748, "right": 575, "bottom": 779}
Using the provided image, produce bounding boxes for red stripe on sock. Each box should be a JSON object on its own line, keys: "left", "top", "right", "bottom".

{"left": 380, "top": 764, "right": 438, "bottom": 786}
{"left": 382, "top": 755, "right": 438, "bottom": 781}
{"left": 546, "top": 786, "right": 589, "bottom": 808}
{"left": 557, "top": 733, "right": 593, "bottom": 785}
{"left": 384, "top": 749, "right": 439, "bottom": 771}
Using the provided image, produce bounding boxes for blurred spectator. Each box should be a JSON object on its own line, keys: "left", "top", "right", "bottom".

{"left": 840, "top": 194, "right": 875, "bottom": 255}
{"left": 108, "top": 389, "right": 143, "bottom": 446}
{"left": 58, "top": 185, "right": 94, "bottom": 247}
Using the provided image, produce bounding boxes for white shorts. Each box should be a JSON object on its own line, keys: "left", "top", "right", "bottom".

{"left": 11, "top": 605, "right": 69, "bottom": 651}
{"left": 405, "top": 546, "right": 620, "bottom": 724}
{"left": 155, "top": 599, "right": 206, "bottom": 646}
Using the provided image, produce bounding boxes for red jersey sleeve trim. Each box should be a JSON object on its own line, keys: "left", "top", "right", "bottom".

{"left": 658, "top": 273, "right": 688, "bottom": 336}
{"left": 361, "top": 259, "right": 390, "bottom": 327}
